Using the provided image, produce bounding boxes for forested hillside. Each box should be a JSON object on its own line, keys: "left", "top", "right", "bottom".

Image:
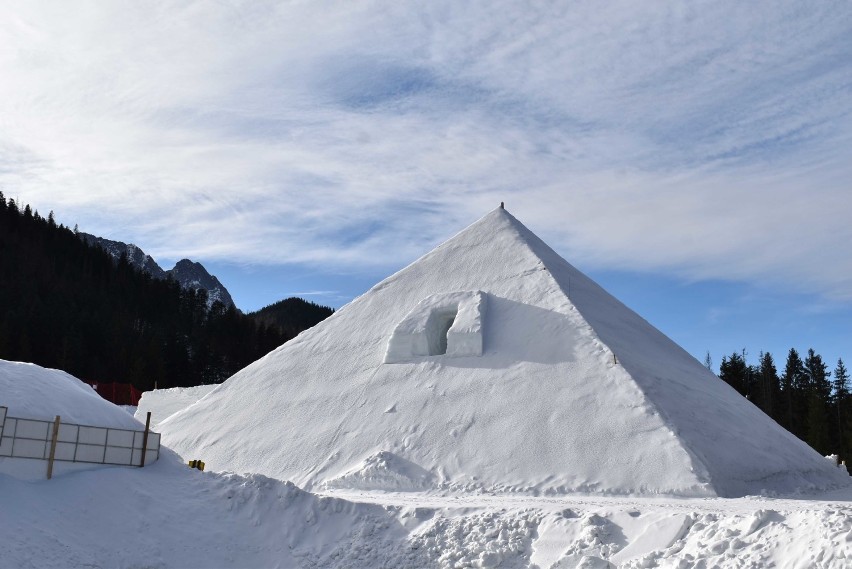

{"left": 0, "top": 193, "right": 329, "bottom": 390}
{"left": 714, "top": 348, "right": 851, "bottom": 465}
{"left": 248, "top": 298, "right": 333, "bottom": 339}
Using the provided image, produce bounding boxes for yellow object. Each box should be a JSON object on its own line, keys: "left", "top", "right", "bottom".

{"left": 187, "top": 459, "right": 205, "bottom": 471}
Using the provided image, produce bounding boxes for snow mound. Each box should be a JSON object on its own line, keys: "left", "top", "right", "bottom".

{"left": 0, "top": 451, "right": 407, "bottom": 568}
{"left": 135, "top": 384, "right": 218, "bottom": 428}
{"left": 324, "top": 451, "right": 436, "bottom": 491}
{"left": 160, "top": 208, "right": 851, "bottom": 497}
{"left": 0, "top": 360, "right": 140, "bottom": 429}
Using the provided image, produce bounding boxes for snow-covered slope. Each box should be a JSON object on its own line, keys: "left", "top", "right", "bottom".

{"left": 135, "top": 384, "right": 219, "bottom": 429}
{"left": 160, "top": 208, "right": 849, "bottom": 497}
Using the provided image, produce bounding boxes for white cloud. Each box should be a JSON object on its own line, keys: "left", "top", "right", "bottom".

{"left": 1, "top": 1, "right": 851, "bottom": 298}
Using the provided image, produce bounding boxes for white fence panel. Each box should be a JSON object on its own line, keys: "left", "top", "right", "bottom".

{"left": 15, "top": 419, "right": 49, "bottom": 440}
{"left": 54, "top": 442, "right": 77, "bottom": 461}
{"left": 13, "top": 438, "right": 47, "bottom": 459}
{"left": 0, "top": 435, "right": 12, "bottom": 456}
{"left": 57, "top": 424, "right": 78, "bottom": 443}
{"left": 75, "top": 444, "right": 107, "bottom": 463}
{"left": 78, "top": 426, "right": 106, "bottom": 446}
{"left": 107, "top": 429, "right": 134, "bottom": 448}
{"left": 0, "top": 406, "right": 159, "bottom": 468}
{"left": 105, "top": 446, "right": 132, "bottom": 465}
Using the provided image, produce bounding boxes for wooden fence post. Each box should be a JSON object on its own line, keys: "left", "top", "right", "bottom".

{"left": 46, "top": 415, "right": 61, "bottom": 480}
{"left": 140, "top": 412, "right": 151, "bottom": 467}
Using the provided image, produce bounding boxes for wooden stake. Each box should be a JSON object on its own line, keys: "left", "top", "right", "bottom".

{"left": 46, "top": 415, "right": 61, "bottom": 480}
{"left": 140, "top": 411, "right": 152, "bottom": 467}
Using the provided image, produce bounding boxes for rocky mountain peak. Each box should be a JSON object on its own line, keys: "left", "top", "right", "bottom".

{"left": 80, "top": 234, "right": 234, "bottom": 309}
{"left": 167, "top": 259, "right": 235, "bottom": 309}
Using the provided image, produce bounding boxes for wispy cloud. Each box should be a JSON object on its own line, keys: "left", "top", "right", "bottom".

{"left": 1, "top": 1, "right": 851, "bottom": 298}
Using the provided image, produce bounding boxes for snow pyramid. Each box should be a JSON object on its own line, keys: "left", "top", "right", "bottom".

{"left": 160, "top": 208, "right": 849, "bottom": 497}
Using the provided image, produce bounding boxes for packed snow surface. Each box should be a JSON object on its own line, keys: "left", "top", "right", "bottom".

{"left": 5, "top": 461, "right": 852, "bottom": 568}
{"left": 134, "top": 384, "right": 218, "bottom": 429}
{"left": 160, "top": 208, "right": 849, "bottom": 497}
{"left": 385, "top": 290, "right": 486, "bottom": 362}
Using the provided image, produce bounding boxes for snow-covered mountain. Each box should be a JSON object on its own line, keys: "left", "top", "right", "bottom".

{"left": 80, "top": 233, "right": 235, "bottom": 309}
{"left": 168, "top": 259, "right": 235, "bottom": 309}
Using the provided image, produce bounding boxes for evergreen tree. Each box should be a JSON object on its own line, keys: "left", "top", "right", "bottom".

{"left": 0, "top": 197, "right": 332, "bottom": 395}
{"left": 757, "top": 351, "right": 779, "bottom": 418}
{"left": 833, "top": 359, "right": 850, "bottom": 460}
{"left": 719, "top": 351, "right": 748, "bottom": 397}
{"left": 781, "top": 349, "right": 805, "bottom": 436}
{"left": 806, "top": 392, "right": 831, "bottom": 454}
{"left": 703, "top": 351, "right": 713, "bottom": 373}
{"left": 804, "top": 348, "right": 831, "bottom": 400}
{"left": 803, "top": 349, "right": 831, "bottom": 452}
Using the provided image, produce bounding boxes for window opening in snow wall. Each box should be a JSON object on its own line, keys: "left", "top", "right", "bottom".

{"left": 434, "top": 311, "right": 456, "bottom": 356}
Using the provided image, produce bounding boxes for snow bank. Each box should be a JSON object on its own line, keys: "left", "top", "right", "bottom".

{"left": 6, "top": 460, "right": 852, "bottom": 569}
{"left": 324, "top": 451, "right": 436, "bottom": 491}
{"left": 0, "top": 452, "right": 408, "bottom": 568}
{"left": 159, "top": 208, "right": 850, "bottom": 497}
{"left": 134, "top": 384, "right": 218, "bottom": 428}
{"left": 0, "top": 360, "right": 140, "bottom": 429}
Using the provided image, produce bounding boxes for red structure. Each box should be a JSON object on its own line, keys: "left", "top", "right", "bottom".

{"left": 83, "top": 381, "right": 143, "bottom": 406}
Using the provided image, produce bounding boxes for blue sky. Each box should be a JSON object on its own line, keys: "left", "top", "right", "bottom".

{"left": 1, "top": 1, "right": 851, "bottom": 370}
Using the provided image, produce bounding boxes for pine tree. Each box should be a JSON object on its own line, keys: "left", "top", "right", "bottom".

{"left": 833, "top": 359, "right": 849, "bottom": 403}
{"left": 703, "top": 351, "right": 713, "bottom": 373}
{"left": 833, "top": 358, "right": 850, "bottom": 460}
{"left": 781, "top": 348, "right": 805, "bottom": 436}
{"left": 807, "top": 392, "right": 831, "bottom": 454}
{"left": 757, "top": 351, "right": 779, "bottom": 418}
{"left": 803, "top": 349, "right": 831, "bottom": 452}
{"left": 719, "top": 351, "right": 748, "bottom": 397}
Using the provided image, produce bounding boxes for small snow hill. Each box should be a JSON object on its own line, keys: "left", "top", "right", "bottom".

{"left": 160, "top": 207, "right": 851, "bottom": 497}
{"left": 0, "top": 359, "right": 141, "bottom": 431}
{"left": 0, "top": 359, "right": 144, "bottom": 479}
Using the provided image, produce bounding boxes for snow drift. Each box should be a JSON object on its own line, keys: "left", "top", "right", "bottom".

{"left": 135, "top": 384, "right": 218, "bottom": 429}
{"left": 159, "top": 208, "right": 849, "bottom": 497}
{"left": 0, "top": 359, "right": 141, "bottom": 430}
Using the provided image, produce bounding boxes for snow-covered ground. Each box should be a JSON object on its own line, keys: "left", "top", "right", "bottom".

{"left": 3, "top": 454, "right": 851, "bottom": 568}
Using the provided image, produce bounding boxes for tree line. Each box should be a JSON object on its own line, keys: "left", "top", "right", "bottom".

{"left": 712, "top": 348, "right": 850, "bottom": 462}
{"left": 0, "top": 193, "right": 331, "bottom": 391}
